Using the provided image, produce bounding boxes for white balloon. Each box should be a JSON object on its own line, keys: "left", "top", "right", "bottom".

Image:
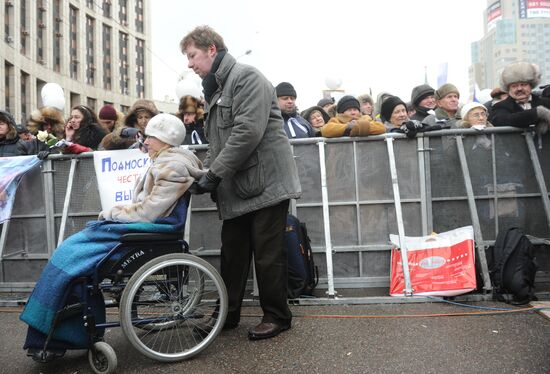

{"left": 175, "top": 79, "right": 202, "bottom": 99}
{"left": 41, "top": 83, "right": 65, "bottom": 111}
{"left": 325, "top": 76, "right": 342, "bottom": 90}
{"left": 476, "top": 88, "right": 492, "bottom": 104}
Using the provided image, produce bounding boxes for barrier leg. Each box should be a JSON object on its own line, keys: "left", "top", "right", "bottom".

{"left": 385, "top": 137, "right": 413, "bottom": 296}
{"left": 455, "top": 136, "right": 492, "bottom": 292}
{"left": 318, "top": 141, "right": 336, "bottom": 298}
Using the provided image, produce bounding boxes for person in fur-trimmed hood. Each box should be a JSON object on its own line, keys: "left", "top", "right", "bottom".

{"left": 321, "top": 95, "right": 386, "bottom": 138}
{"left": 0, "top": 110, "right": 37, "bottom": 156}
{"left": 100, "top": 100, "right": 159, "bottom": 150}
{"left": 490, "top": 62, "right": 550, "bottom": 132}
{"left": 176, "top": 95, "right": 207, "bottom": 145}
{"left": 26, "top": 107, "right": 65, "bottom": 140}
{"left": 123, "top": 99, "right": 160, "bottom": 132}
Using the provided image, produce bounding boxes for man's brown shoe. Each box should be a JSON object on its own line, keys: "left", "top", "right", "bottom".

{"left": 248, "top": 322, "right": 290, "bottom": 340}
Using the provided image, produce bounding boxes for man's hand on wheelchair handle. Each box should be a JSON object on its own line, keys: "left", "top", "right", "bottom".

{"left": 189, "top": 171, "right": 221, "bottom": 195}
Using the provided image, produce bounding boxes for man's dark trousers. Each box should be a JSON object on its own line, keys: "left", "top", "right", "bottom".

{"left": 220, "top": 199, "right": 291, "bottom": 327}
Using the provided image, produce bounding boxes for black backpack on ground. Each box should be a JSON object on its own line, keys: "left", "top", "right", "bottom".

{"left": 285, "top": 214, "right": 318, "bottom": 299}
{"left": 486, "top": 227, "right": 538, "bottom": 305}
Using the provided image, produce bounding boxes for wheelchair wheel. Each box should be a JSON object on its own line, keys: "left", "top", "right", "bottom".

{"left": 119, "top": 253, "right": 227, "bottom": 362}
{"left": 88, "top": 341, "right": 117, "bottom": 374}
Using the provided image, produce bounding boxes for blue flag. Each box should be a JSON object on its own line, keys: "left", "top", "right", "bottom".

{"left": 0, "top": 156, "right": 42, "bottom": 223}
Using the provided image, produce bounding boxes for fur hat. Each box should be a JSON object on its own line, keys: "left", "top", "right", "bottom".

{"left": 460, "top": 102, "right": 487, "bottom": 121}
{"left": 435, "top": 83, "right": 460, "bottom": 100}
{"left": 411, "top": 84, "right": 435, "bottom": 107}
{"left": 176, "top": 95, "right": 204, "bottom": 121}
{"left": 26, "top": 106, "right": 65, "bottom": 138}
{"left": 276, "top": 82, "right": 297, "bottom": 98}
{"left": 336, "top": 95, "right": 361, "bottom": 114}
{"left": 500, "top": 62, "right": 541, "bottom": 92}
{"left": 145, "top": 113, "right": 186, "bottom": 146}
{"left": 380, "top": 96, "right": 406, "bottom": 122}
{"left": 98, "top": 104, "right": 118, "bottom": 120}
{"left": 357, "top": 94, "right": 374, "bottom": 106}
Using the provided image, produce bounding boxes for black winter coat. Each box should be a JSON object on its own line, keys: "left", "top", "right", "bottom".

{"left": 490, "top": 94, "right": 550, "bottom": 127}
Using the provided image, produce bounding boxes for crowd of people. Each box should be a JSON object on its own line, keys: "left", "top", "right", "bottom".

{"left": 1, "top": 61, "right": 550, "bottom": 159}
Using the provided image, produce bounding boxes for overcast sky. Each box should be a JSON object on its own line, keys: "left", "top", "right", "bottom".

{"left": 151, "top": 0, "right": 488, "bottom": 109}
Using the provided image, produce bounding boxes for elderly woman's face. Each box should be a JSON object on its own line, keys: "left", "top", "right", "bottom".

{"left": 308, "top": 111, "right": 326, "bottom": 128}
{"left": 143, "top": 135, "right": 168, "bottom": 157}
{"left": 390, "top": 104, "right": 409, "bottom": 126}
{"left": 466, "top": 108, "right": 488, "bottom": 126}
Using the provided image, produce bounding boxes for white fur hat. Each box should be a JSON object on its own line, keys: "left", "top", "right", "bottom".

{"left": 145, "top": 113, "right": 186, "bottom": 146}
{"left": 500, "top": 62, "right": 541, "bottom": 92}
{"left": 460, "top": 102, "right": 487, "bottom": 121}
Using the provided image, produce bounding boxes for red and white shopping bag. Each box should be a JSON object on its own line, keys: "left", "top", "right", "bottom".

{"left": 389, "top": 226, "right": 476, "bottom": 297}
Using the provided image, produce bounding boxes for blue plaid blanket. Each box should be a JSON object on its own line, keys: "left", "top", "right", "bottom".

{"left": 20, "top": 197, "right": 188, "bottom": 348}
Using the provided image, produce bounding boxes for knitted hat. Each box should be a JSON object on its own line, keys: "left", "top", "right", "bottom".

{"left": 435, "top": 83, "right": 460, "bottom": 100}
{"left": 276, "top": 82, "right": 297, "bottom": 98}
{"left": 380, "top": 96, "right": 406, "bottom": 122}
{"left": 499, "top": 62, "right": 541, "bottom": 92}
{"left": 411, "top": 84, "right": 435, "bottom": 107}
{"left": 460, "top": 102, "right": 487, "bottom": 121}
{"left": 98, "top": 104, "right": 118, "bottom": 120}
{"left": 336, "top": 95, "right": 361, "bottom": 114}
{"left": 317, "top": 97, "right": 334, "bottom": 107}
{"left": 145, "top": 113, "right": 186, "bottom": 146}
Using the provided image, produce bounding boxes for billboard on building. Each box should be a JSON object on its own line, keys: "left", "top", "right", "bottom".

{"left": 518, "top": 0, "right": 550, "bottom": 19}
{"left": 487, "top": 1, "right": 503, "bottom": 31}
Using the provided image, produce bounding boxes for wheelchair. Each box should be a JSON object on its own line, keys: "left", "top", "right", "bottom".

{"left": 27, "top": 224, "right": 228, "bottom": 374}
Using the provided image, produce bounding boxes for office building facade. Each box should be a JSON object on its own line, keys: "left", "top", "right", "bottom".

{"left": 470, "top": 0, "right": 550, "bottom": 92}
{"left": 1, "top": 0, "right": 152, "bottom": 124}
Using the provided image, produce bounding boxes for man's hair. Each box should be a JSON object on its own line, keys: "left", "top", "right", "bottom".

{"left": 180, "top": 25, "right": 228, "bottom": 54}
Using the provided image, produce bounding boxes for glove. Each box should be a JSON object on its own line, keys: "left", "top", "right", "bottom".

{"left": 400, "top": 121, "right": 420, "bottom": 139}
{"left": 197, "top": 170, "right": 221, "bottom": 192}
{"left": 37, "top": 150, "right": 50, "bottom": 160}
{"left": 189, "top": 171, "right": 222, "bottom": 194}
{"left": 120, "top": 127, "right": 139, "bottom": 138}
{"left": 53, "top": 139, "right": 73, "bottom": 149}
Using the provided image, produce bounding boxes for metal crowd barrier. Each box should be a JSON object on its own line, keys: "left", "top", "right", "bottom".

{"left": 1, "top": 127, "right": 550, "bottom": 297}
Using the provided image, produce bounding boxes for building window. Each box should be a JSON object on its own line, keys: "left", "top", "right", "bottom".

{"left": 21, "top": 71, "right": 30, "bottom": 124}
{"left": 119, "top": 32, "right": 129, "bottom": 95}
{"left": 5, "top": 62, "right": 14, "bottom": 114}
{"left": 20, "top": 0, "right": 28, "bottom": 55}
{"left": 136, "top": 39, "right": 145, "bottom": 98}
{"left": 4, "top": 0, "right": 14, "bottom": 44}
{"left": 37, "top": 0, "right": 46, "bottom": 64}
{"left": 87, "top": 97, "right": 97, "bottom": 111}
{"left": 135, "top": 0, "right": 144, "bottom": 33}
{"left": 103, "top": 1, "right": 111, "bottom": 18}
{"left": 70, "top": 6, "right": 78, "bottom": 79}
{"left": 53, "top": 0, "right": 62, "bottom": 73}
{"left": 103, "top": 24, "right": 112, "bottom": 90}
{"left": 119, "top": 0, "right": 128, "bottom": 26}
{"left": 86, "top": 16, "right": 96, "bottom": 85}
{"left": 86, "top": 0, "right": 94, "bottom": 9}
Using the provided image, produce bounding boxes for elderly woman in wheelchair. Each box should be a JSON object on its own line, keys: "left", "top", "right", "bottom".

{"left": 20, "top": 114, "right": 228, "bottom": 374}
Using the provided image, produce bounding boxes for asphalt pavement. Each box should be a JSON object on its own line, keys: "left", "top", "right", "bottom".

{"left": 1, "top": 299, "right": 549, "bottom": 374}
